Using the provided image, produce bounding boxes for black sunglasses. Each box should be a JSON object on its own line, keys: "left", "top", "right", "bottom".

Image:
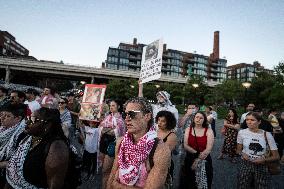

{"left": 59, "top": 101, "right": 66, "bottom": 104}
{"left": 122, "top": 110, "right": 142, "bottom": 119}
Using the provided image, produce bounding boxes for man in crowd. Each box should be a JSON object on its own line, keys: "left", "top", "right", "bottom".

{"left": 107, "top": 97, "right": 171, "bottom": 189}
{"left": 0, "top": 103, "right": 27, "bottom": 188}
{"left": 240, "top": 103, "right": 255, "bottom": 125}
{"left": 66, "top": 92, "right": 81, "bottom": 138}
{"left": 24, "top": 88, "right": 41, "bottom": 114}
{"left": 0, "top": 87, "right": 9, "bottom": 108}
{"left": 138, "top": 81, "right": 179, "bottom": 128}
{"left": 9, "top": 90, "right": 26, "bottom": 105}
{"left": 179, "top": 104, "right": 198, "bottom": 129}
{"left": 37, "top": 87, "right": 58, "bottom": 109}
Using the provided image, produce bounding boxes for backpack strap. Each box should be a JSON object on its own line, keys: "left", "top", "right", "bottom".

{"left": 149, "top": 138, "right": 159, "bottom": 168}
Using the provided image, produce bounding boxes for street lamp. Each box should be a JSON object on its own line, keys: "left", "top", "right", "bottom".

{"left": 80, "top": 81, "right": 86, "bottom": 85}
{"left": 192, "top": 83, "right": 199, "bottom": 88}
{"left": 192, "top": 83, "right": 199, "bottom": 104}
{"left": 242, "top": 81, "right": 251, "bottom": 110}
{"left": 155, "top": 84, "right": 160, "bottom": 89}
{"left": 130, "top": 85, "right": 135, "bottom": 89}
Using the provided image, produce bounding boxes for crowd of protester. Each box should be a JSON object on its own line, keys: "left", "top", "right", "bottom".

{"left": 0, "top": 83, "right": 283, "bottom": 189}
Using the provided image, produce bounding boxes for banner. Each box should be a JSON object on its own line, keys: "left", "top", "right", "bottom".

{"left": 79, "top": 84, "right": 106, "bottom": 121}
{"left": 140, "top": 39, "right": 163, "bottom": 83}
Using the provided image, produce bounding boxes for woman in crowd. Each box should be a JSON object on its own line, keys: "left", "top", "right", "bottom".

{"left": 58, "top": 97, "right": 72, "bottom": 138}
{"left": 237, "top": 112, "right": 280, "bottom": 188}
{"left": 181, "top": 111, "right": 214, "bottom": 189}
{"left": 156, "top": 110, "right": 177, "bottom": 178}
{"left": 218, "top": 108, "right": 240, "bottom": 163}
{"left": 0, "top": 104, "right": 26, "bottom": 188}
{"left": 99, "top": 100, "right": 126, "bottom": 189}
{"left": 5, "top": 107, "right": 69, "bottom": 189}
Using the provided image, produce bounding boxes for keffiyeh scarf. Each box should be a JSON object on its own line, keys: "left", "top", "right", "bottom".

{"left": 118, "top": 129, "right": 157, "bottom": 186}
{"left": 0, "top": 120, "right": 25, "bottom": 161}
{"left": 6, "top": 136, "right": 42, "bottom": 189}
{"left": 101, "top": 113, "right": 126, "bottom": 137}
{"left": 195, "top": 159, "right": 208, "bottom": 189}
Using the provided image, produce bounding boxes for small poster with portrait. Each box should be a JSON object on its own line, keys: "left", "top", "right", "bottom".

{"left": 140, "top": 38, "right": 163, "bottom": 84}
{"left": 79, "top": 84, "right": 106, "bottom": 121}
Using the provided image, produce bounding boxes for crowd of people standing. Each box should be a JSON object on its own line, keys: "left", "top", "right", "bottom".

{"left": 0, "top": 84, "right": 283, "bottom": 189}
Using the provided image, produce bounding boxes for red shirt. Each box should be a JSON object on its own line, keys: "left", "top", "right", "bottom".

{"left": 188, "top": 126, "right": 208, "bottom": 152}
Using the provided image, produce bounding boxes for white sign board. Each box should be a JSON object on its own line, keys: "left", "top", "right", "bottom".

{"left": 140, "top": 39, "right": 163, "bottom": 83}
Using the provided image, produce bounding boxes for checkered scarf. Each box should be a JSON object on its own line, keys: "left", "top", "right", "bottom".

{"left": 0, "top": 120, "right": 25, "bottom": 161}
{"left": 6, "top": 136, "right": 41, "bottom": 189}
{"left": 195, "top": 159, "right": 208, "bottom": 189}
{"left": 118, "top": 129, "right": 156, "bottom": 186}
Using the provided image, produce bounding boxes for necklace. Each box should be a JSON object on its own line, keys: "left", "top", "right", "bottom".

{"left": 30, "top": 136, "right": 42, "bottom": 151}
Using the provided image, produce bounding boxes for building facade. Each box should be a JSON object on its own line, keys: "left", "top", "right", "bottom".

{"left": 227, "top": 61, "right": 274, "bottom": 82}
{"left": 0, "top": 30, "right": 29, "bottom": 56}
{"left": 103, "top": 31, "right": 227, "bottom": 83}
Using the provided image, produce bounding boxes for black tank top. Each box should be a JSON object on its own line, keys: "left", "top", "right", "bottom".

{"left": 23, "top": 136, "right": 66, "bottom": 188}
{"left": 163, "top": 131, "right": 174, "bottom": 142}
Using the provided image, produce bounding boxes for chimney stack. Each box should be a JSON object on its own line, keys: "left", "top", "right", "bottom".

{"left": 163, "top": 44, "right": 167, "bottom": 52}
{"left": 213, "top": 31, "right": 219, "bottom": 60}
{"left": 133, "top": 38, "right": 137, "bottom": 45}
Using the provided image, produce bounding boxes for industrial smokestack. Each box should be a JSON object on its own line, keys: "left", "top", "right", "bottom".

{"left": 213, "top": 31, "right": 219, "bottom": 60}
{"left": 133, "top": 38, "right": 137, "bottom": 45}
{"left": 163, "top": 44, "right": 167, "bottom": 52}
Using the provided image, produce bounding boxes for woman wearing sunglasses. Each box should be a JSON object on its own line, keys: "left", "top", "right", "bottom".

{"left": 58, "top": 98, "right": 72, "bottom": 138}
{"left": 5, "top": 107, "right": 69, "bottom": 189}
{"left": 99, "top": 100, "right": 125, "bottom": 189}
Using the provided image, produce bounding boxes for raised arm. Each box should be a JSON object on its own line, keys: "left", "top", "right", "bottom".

{"left": 144, "top": 142, "right": 171, "bottom": 189}
{"left": 138, "top": 80, "right": 143, "bottom": 97}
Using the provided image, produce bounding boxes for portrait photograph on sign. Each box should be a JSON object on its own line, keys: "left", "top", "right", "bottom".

{"left": 140, "top": 38, "right": 163, "bottom": 84}
{"left": 82, "top": 84, "right": 106, "bottom": 103}
{"left": 79, "top": 103, "right": 102, "bottom": 121}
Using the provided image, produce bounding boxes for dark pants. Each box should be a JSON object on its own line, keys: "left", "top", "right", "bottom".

{"left": 238, "top": 159, "right": 270, "bottom": 189}
{"left": 179, "top": 153, "right": 213, "bottom": 189}
{"left": 274, "top": 133, "right": 284, "bottom": 157}
{"left": 82, "top": 151, "right": 97, "bottom": 176}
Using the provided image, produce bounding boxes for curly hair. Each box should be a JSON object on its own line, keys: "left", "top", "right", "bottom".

{"left": 155, "top": 111, "right": 176, "bottom": 130}
{"left": 124, "top": 97, "right": 153, "bottom": 130}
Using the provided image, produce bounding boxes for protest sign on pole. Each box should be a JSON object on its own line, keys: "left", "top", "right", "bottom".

{"left": 140, "top": 39, "right": 163, "bottom": 83}
{"left": 79, "top": 84, "right": 106, "bottom": 121}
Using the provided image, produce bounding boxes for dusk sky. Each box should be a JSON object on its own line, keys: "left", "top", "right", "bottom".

{"left": 1, "top": 0, "right": 283, "bottom": 69}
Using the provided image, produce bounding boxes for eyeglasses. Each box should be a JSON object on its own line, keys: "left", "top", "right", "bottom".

{"left": 59, "top": 101, "right": 66, "bottom": 104}
{"left": 9, "top": 96, "right": 17, "bottom": 100}
{"left": 25, "top": 117, "right": 47, "bottom": 125}
{"left": 122, "top": 110, "right": 142, "bottom": 120}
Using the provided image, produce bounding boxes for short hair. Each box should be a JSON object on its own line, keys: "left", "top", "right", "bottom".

{"left": 1, "top": 103, "right": 27, "bottom": 118}
{"left": 26, "top": 88, "right": 39, "bottom": 96}
{"left": 11, "top": 90, "right": 26, "bottom": 100}
{"left": 246, "top": 112, "right": 262, "bottom": 121}
{"left": 155, "top": 111, "right": 176, "bottom": 130}
{"left": 124, "top": 97, "right": 153, "bottom": 129}
{"left": 191, "top": 111, "right": 208, "bottom": 128}
{"left": 0, "top": 87, "right": 8, "bottom": 95}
